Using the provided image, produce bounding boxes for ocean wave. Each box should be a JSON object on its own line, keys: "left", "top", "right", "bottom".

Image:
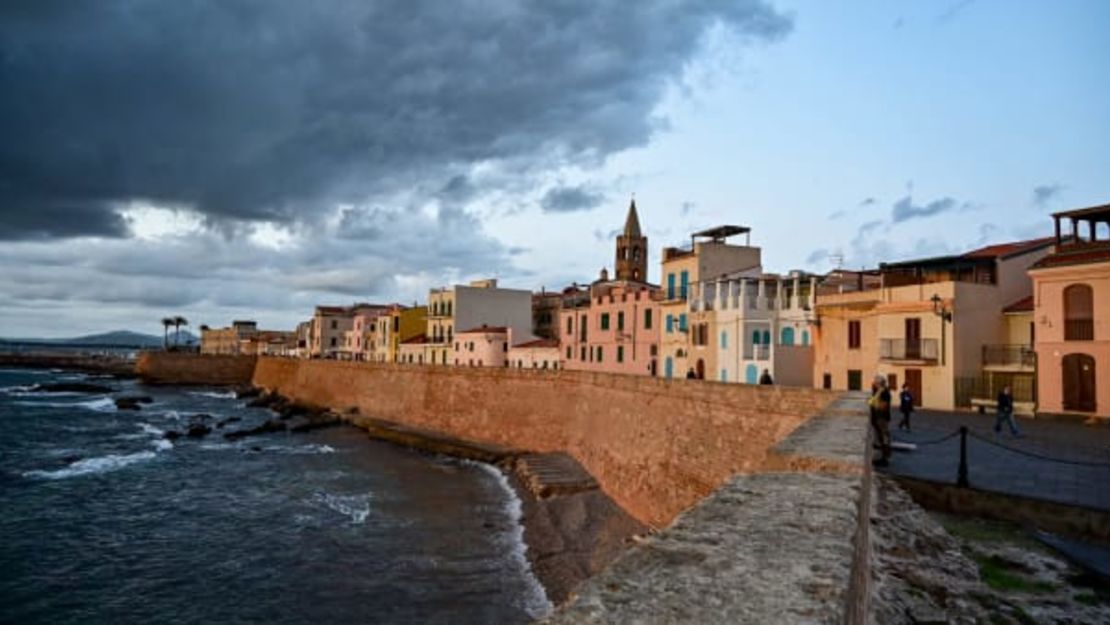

{"left": 188, "top": 390, "right": 237, "bottom": 400}
{"left": 151, "top": 438, "right": 174, "bottom": 451}
{"left": 263, "top": 444, "right": 337, "bottom": 455}
{"left": 311, "top": 491, "right": 371, "bottom": 525}
{"left": 198, "top": 442, "right": 236, "bottom": 451}
{"left": 13, "top": 396, "right": 117, "bottom": 412}
{"left": 160, "top": 410, "right": 182, "bottom": 420}
{"left": 466, "top": 461, "right": 553, "bottom": 618}
{"left": 24, "top": 451, "right": 157, "bottom": 480}
{"left": 138, "top": 423, "right": 163, "bottom": 436}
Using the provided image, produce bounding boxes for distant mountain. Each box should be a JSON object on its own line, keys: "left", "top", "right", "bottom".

{"left": 0, "top": 330, "right": 198, "bottom": 347}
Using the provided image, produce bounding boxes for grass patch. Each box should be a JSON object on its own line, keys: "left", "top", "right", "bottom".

{"left": 975, "top": 554, "right": 1057, "bottom": 594}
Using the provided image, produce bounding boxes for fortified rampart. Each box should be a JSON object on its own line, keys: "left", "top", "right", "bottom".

{"left": 136, "top": 351, "right": 257, "bottom": 385}
{"left": 250, "top": 357, "right": 836, "bottom": 527}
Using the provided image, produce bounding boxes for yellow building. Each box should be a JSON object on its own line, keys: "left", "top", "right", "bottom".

{"left": 372, "top": 304, "right": 427, "bottom": 363}
{"left": 659, "top": 226, "right": 761, "bottom": 379}
{"left": 200, "top": 320, "right": 257, "bottom": 355}
{"left": 813, "top": 239, "right": 1052, "bottom": 411}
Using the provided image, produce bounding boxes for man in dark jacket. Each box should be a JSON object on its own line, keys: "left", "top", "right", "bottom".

{"left": 759, "top": 369, "right": 773, "bottom": 385}
{"left": 994, "top": 385, "right": 1020, "bottom": 437}
{"left": 897, "top": 384, "right": 914, "bottom": 431}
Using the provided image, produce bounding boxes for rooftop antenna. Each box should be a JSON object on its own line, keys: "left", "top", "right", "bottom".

{"left": 830, "top": 253, "right": 844, "bottom": 269}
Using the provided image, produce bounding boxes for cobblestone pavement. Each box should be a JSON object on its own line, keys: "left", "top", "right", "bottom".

{"left": 881, "top": 409, "right": 1110, "bottom": 511}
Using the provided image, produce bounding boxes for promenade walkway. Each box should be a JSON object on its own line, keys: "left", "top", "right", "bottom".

{"left": 883, "top": 409, "right": 1110, "bottom": 512}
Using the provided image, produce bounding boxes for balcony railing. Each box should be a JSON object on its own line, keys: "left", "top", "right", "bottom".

{"left": 1065, "top": 319, "right": 1094, "bottom": 341}
{"left": 982, "top": 344, "right": 1036, "bottom": 369}
{"left": 879, "top": 338, "right": 939, "bottom": 362}
{"left": 742, "top": 344, "right": 770, "bottom": 361}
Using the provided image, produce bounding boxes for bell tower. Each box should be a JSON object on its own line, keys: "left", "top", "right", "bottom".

{"left": 615, "top": 197, "right": 648, "bottom": 282}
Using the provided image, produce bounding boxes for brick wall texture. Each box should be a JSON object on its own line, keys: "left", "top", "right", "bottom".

{"left": 251, "top": 357, "right": 836, "bottom": 527}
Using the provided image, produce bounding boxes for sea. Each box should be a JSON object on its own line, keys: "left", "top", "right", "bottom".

{"left": 0, "top": 368, "right": 551, "bottom": 625}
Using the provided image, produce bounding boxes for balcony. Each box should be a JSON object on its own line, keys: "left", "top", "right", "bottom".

{"left": 879, "top": 338, "right": 939, "bottom": 363}
{"left": 1065, "top": 319, "right": 1094, "bottom": 341}
{"left": 743, "top": 344, "right": 770, "bottom": 361}
{"left": 981, "top": 344, "right": 1036, "bottom": 371}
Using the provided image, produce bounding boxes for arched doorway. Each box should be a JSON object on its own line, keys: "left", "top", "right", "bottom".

{"left": 745, "top": 364, "right": 759, "bottom": 384}
{"left": 1062, "top": 354, "right": 1097, "bottom": 412}
{"left": 695, "top": 358, "right": 705, "bottom": 379}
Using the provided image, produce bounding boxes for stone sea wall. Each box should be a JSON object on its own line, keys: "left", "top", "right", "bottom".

{"left": 136, "top": 352, "right": 256, "bottom": 385}
{"left": 251, "top": 356, "right": 837, "bottom": 527}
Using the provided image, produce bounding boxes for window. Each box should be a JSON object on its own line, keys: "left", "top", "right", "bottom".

{"left": 617, "top": 345, "right": 624, "bottom": 363}
{"left": 680, "top": 270, "right": 689, "bottom": 299}
{"left": 580, "top": 346, "right": 586, "bottom": 361}
{"left": 502, "top": 342, "right": 508, "bottom": 352}
{"left": 617, "top": 311, "right": 625, "bottom": 331}
{"left": 597, "top": 346, "right": 604, "bottom": 362}
{"left": 678, "top": 314, "right": 688, "bottom": 332}
{"left": 781, "top": 327, "right": 795, "bottom": 346}
{"left": 566, "top": 346, "right": 572, "bottom": 359}
{"left": 667, "top": 273, "right": 676, "bottom": 299}
{"left": 848, "top": 320, "right": 861, "bottom": 349}
{"left": 600, "top": 313, "right": 610, "bottom": 330}
{"left": 822, "top": 373, "right": 832, "bottom": 389}
{"left": 720, "top": 331, "right": 728, "bottom": 349}
{"left": 665, "top": 314, "right": 673, "bottom": 333}
{"left": 566, "top": 316, "right": 573, "bottom": 336}
{"left": 330, "top": 337, "right": 337, "bottom": 347}
{"left": 1064, "top": 284, "right": 1094, "bottom": 341}
{"left": 720, "top": 369, "right": 728, "bottom": 382}
{"left": 664, "top": 356, "right": 674, "bottom": 378}
{"left": 455, "top": 342, "right": 460, "bottom": 350}
{"left": 580, "top": 315, "right": 588, "bottom": 341}
{"left": 644, "top": 309, "right": 653, "bottom": 329}
{"left": 330, "top": 320, "right": 337, "bottom": 330}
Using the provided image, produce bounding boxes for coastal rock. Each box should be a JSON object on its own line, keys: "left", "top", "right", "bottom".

{"left": 215, "top": 416, "right": 242, "bottom": 429}
{"left": 186, "top": 424, "right": 212, "bottom": 438}
{"left": 223, "top": 418, "right": 287, "bottom": 441}
{"left": 115, "top": 397, "right": 143, "bottom": 411}
{"left": 246, "top": 392, "right": 281, "bottom": 409}
{"left": 163, "top": 430, "right": 182, "bottom": 440}
{"left": 61, "top": 454, "right": 82, "bottom": 464}
{"left": 32, "top": 382, "right": 114, "bottom": 394}
{"left": 188, "top": 413, "right": 213, "bottom": 422}
{"left": 287, "top": 412, "right": 342, "bottom": 433}
{"left": 234, "top": 385, "right": 262, "bottom": 399}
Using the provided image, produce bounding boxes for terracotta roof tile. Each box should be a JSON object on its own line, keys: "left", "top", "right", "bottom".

{"left": 1031, "top": 246, "right": 1110, "bottom": 270}
{"left": 512, "top": 338, "right": 559, "bottom": 349}
{"left": 456, "top": 326, "right": 508, "bottom": 334}
{"left": 961, "top": 236, "right": 1054, "bottom": 260}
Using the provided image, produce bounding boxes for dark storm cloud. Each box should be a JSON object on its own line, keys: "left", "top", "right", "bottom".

{"left": 0, "top": 0, "right": 790, "bottom": 239}
{"left": 540, "top": 184, "right": 605, "bottom": 213}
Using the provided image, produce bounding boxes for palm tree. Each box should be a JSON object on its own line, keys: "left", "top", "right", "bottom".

{"left": 161, "top": 317, "right": 174, "bottom": 350}
{"left": 173, "top": 316, "right": 188, "bottom": 348}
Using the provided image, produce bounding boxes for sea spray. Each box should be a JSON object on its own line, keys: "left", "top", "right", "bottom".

{"left": 24, "top": 451, "right": 157, "bottom": 480}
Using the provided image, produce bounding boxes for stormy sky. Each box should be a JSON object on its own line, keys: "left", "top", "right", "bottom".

{"left": 1, "top": 0, "right": 1108, "bottom": 337}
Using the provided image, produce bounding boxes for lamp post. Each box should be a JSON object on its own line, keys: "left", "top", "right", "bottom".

{"left": 930, "top": 294, "right": 952, "bottom": 365}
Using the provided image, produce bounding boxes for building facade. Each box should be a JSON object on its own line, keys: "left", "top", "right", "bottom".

{"left": 659, "top": 226, "right": 762, "bottom": 379}
{"left": 453, "top": 326, "right": 509, "bottom": 367}
{"left": 560, "top": 278, "right": 660, "bottom": 376}
{"left": 689, "top": 272, "right": 817, "bottom": 386}
{"left": 1029, "top": 204, "right": 1110, "bottom": 418}
{"left": 813, "top": 239, "right": 1052, "bottom": 411}
{"left": 370, "top": 305, "right": 427, "bottom": 363}
{"left": 310, "top": 306, "right": 354, "bottom": 358}
{"left": 508, "top": 337, "right": 561, "bottom": 370}
{"left": 425, "top": 279, "right": 534, "bottom": 366}
{"left": 200, "top": 320, "right": 258, "bottom": 355}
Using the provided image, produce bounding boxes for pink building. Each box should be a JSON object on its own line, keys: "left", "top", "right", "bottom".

{"left": 346, "top": 305, "right": 389, "bottom": 361}
{"left": 559, "top": 201, "right": 661, "bottom": 377}
{"left": 453, "top": 326, "right": 509, "bottom": 367}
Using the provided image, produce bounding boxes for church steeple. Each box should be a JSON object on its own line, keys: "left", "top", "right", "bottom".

{"left": 615, "top": 196, "right": 648, "bottom": 282}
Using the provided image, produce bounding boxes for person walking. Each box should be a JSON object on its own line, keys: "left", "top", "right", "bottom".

{"left": 759, "top": 369, "right": 774, "bottom": 385}
{"left": 685, "top": 368, "right": 696, "bottom": 380}
{"left": 897, "top": 384, "right": 914, "bottom": 431}
{"left": 869, "top": 375, "right": 893, "bottom": 467}
{"left": 994, "top": 385, "right": 1020, "bottom": 437}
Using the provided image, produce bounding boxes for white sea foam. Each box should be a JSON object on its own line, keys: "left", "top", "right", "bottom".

{"left": 24, "top": 451, "right": 157, "bottom": 480}
{"left": 138, "top": 423, "right": 163, "bottom": 436}
{"left": 198, "top": 442, "right": 236, "bottom": 451}
{"left": 151, "top": 438, "right": 174, "bottom": 451}
{"left": 466, "top": 461, "right": 553, "bottom": 618}
{"left": 161, "top": 410, "right": 182, "bottom": 420}
{"left": 264, "top": 444, "right": 336, "bottom": 455}
{"left": 312, "top": 491, "right": 371, "bottom": 525}
{"left": 188, "top": 390, "right": 237, "bottom": 400}
{"left": 14, "top": 397, "right": 117, "bottom": 411}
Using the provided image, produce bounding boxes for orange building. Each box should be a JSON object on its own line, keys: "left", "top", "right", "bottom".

{"left": 1029, "top": 204, "right": 1110, "bottom": 418}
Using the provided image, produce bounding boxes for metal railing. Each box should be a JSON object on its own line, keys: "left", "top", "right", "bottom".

{"left": 982, "top": 344, "right": 1036, "bottom": 368}
{"left": 1065, "top": 319, "right": 1094, "bottom": 341}
{"left": 879, "top": 338, "right": 939, "bottom": 362}
{"left": 743, "top": 344, "right": 770, "bottom": 361}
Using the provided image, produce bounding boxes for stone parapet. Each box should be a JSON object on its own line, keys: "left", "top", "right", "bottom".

{"left": 136, "top": 352, "right": 257, "bottom": 385}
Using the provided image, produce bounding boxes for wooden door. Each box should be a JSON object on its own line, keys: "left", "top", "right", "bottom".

{"left": 905, "top": 318, "right": 922, "bottom": 359}
{"left": 887, "top": 373, "right": 898, "bottom": 394}
{"left": 904, "top": 368, "right": 922, "bottom": 407}
{"left": 1063, "top": 354, "right": 1097, "bottom": 412}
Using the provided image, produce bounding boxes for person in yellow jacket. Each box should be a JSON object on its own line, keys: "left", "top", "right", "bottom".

{"left": 869, "top": 375, "right": 892, "bottom": 467}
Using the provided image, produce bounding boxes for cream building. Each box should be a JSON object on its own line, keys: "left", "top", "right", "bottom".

{"left": 813, "top": 238, "right": 1052, "bottom": 411}
{"left": 425, "top": 279, "right": 534, "bottom": 366}
{"left": 659, "top": 226, "right": 761, "bottom": 379}
{"left": 453, "top": 325, "right": 509, "bottom": 367}
{"left": 689, "top": 272, "right": 817, "bottom": 386}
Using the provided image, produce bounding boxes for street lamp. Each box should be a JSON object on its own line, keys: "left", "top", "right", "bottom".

{"left": 930, "top": 293, "right": 952, "bottom": 366}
